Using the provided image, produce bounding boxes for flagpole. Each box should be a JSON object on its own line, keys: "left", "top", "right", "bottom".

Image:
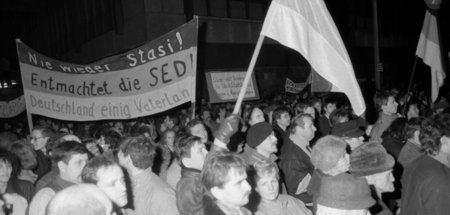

{"left": 232, "top": 35, "right": 265, "bottom": 114}
{"left": 403, "top": 56, "right": 418, "bottom": 114}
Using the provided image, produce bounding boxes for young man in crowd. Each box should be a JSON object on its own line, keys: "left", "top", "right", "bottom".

{"left": 175, "top": 135, "right": 208, "bottom": 215}
{"left": 29, "top": 141, "right": 89, "bottom": 215}
{"left": 201, "top": 152, "right": 252, "bottom": 215}
{"left": 272, "top": 107, "right": 290, "bottom": 151}
{"left": 397, "top": 117, "right": 423, "bottom": 168}
{"left": 317, "top": 98, "right": 337, "bottom": 136}
{"left": 82, "top": 155, "right": 128, "bottom": 214}
{"left": 279, "top": 114, "right": 316, "bottom": 205}
{"left": 29, "top": 126, "right": 55, "bottom": 179}
{"left": 117, "top": 136, "right": 178, "bottom": 215}
{"left": 400, "top": 113, "right": 450, "bottom": 215}
{"left": 370, "top": 91, "right": 399, "bottom": 143}
{"left": 248, "top": 161, "right": 312, "bottom": 215}
{"left": 243, "top": 122, "right": 278, "bottom": 166}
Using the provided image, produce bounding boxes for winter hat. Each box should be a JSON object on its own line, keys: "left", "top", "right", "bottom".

{"left": 317, "top": 173, "right": 375, "bottom": 210}
{"left": 311, "top": 135, "right": 348, "bottom": 172}
{"left": 246, "top": 122, "right": 273, "bottom": 149}
{"left": 332, "top": 120, "right": 365, "bottom": 138}
{"left": 350, "top": 141, "right": 395, "bottom": 176}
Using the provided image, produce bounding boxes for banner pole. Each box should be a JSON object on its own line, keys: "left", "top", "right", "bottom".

{"left": 403, "top": 56, "right": 418, "bottom": 115}
{"left": 26, "top": 111, "right": 33, "bottom": 135}
{"left": 232, "top": 35, "right": 265, "bottom": 114}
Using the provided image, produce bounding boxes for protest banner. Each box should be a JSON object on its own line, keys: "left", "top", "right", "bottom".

{"left": 205, "top": 71, "right": 259, "bottom": 103}
{"left": 0, "top": 96, "right": 26, "bottom": 118}
{"left": 16, "top": 18, "right": 198, "bottom": 122}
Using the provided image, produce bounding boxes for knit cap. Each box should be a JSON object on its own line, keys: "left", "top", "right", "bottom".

{"left": 331, "top": 120, "right": 365, "bottom": 138}
{"left": 246, "top": 122, "right": 273, "bottom": 148}
{"left": 317, "top": 173, "right": 376, "bottom": 210}
{"left": 311, "top": 135, "right": 348, "bottom": 172}
{"left": 350, "top": 141, "right": 395, "bottom": 176}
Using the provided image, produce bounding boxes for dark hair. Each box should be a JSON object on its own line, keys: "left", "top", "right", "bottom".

{"left": 185, "top": 119, "right": 204, "bottom": 134}
{"left": 175, "top": 135, "right": 202, "bottom": 160}
{"left": 201, "top": 152, "right": 247, "bottom": 190}
{"left": 82, "top": 155, "right": 118, "bottom": 184}
{"left": 382, "top": 118, "right": 407, "bottom": 142}
{"left": 272, "top": 107, "right": 290, "bottom": 124}
{"left": 51, "top": 141, "right": 89, "bottom": 165}
{"left": 419, "top": 113, "right": 450, "bottom": 156}
{"left": 289, "top": 114, "right": 313, "bottom": 135}
{"left": 118, "top": 136, "right": 156, "bottom": 169}
{"left": 406, "top": 117, "right": 422, "bottom": 139}
{"left": 373, "top": 91, "right": 392, "bottom": 112}
{"left": 329, "top": 108, "right": 350, "bottom": 126}
{"left": 8, "top": 139, "right": 37, "bottom": 170}
{"left": 294, "top": 102, "right": 313, "bottom": 116}
{"left": 32, "top": 126, "right": 55, "bottom": 139}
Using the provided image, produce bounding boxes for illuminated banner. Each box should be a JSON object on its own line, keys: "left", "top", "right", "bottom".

{"left": 16, "top": 19, "right": 198, "bottom": 121}
{"left": 205, "top": 71, "right": 259, "bottom": 103}
{"left": 0, "top": 96, "right": 26, "bottom": 118}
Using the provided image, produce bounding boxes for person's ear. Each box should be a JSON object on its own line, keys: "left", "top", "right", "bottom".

{"left": 57, "top": 161, "right": 66, "bottom": 173}
{"left": 210, "top": 186, "right": 223, "bottom": 200}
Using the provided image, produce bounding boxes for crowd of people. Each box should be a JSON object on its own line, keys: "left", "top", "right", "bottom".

{"left": 0, "top": 88, "right": 449, "bottom": 215}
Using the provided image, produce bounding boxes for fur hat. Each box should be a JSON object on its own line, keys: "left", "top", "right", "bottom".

{"left": 246, "top": 122, "right": 273, "bottom": 148}
{"left": 332, "top": 120, "right": 365, "bottom": 138}
{"left": 317, "top": 173, "right": 375, "bottom": 210}
{"left": 350, "top": 141, "right": 395, "bottom": 176}
{"left": 311, "top": 135, "right": 348, "bottom": 172}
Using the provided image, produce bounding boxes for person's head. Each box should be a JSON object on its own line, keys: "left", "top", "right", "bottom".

{"left": 30, "top": 126, "right": 54, "bottom": 151}
{"left": 322, "top": 97, "right": 337, "bottom": 116}
{"left": 8, "top": 140, "right": 38, "bottom": 170}
{"left": 249, "top": 162, "right": 280, "bottom": 201}
{"left": 113, "top": 121, "right": 124, "bottom": 135}
{"left": 82, "top": 138, "right": 101, "bottom": 156}
{"left": 186, "top": 119, "right": 208, "bottom": 144}
{"left": 248, "top": 107, "right": 265, "bottom": 126}
{"left": 46, "top": 184, "right": 113, "bottom": 215}
{"left": 164, "top": 114, "right": 179, "bottom": 129}
{"left": 382, "top": 118, "right": 407, "bottom": 142}
{"left": 201, "top": 109, "right": 212, "bottom": 121}
{"left": 350, "top": 142, "right": 395, "bottom": 194}
{"left": 329, "top": 109, "right": 350, "bottom": 127}
{"left": 310, "top": 97, "right": 323, "bottom": 114}
{"left": 176, "top": 135, "right": 208, "bottom": 170}
{"left": 374, "top": 91, "right": 398, "bottom": 114}
{"left": 272, "top": 107, "right": 291, "bottom": 128}
{"left": 311, "top": 135, "right": 350, "bottom": 176}
{"left": 161, "top": 129, "right": 176, "bottom": 149}
{"left": 331, "top": 120, "right": 365, "bottom": 150}
{"left": 117, "top": 136, "right": 156, "bottom": 170}
{"left": 82, "top": 156, "right": 127, "bottom": 207}
{"left": 419, "top": 112, "right": 450, "bottom": 156}
{"left": 289, "top": 114, "right": 316, "bottom": 142}
{"left": 294, "top": 103, "right": 316, "bottom": 119}
{"left": 247, "top": 122, "right": 277, "bottom": 156}
{"left": 0, "top": 155, "right": 13, "bottom": 183}
{"left": 406, "top": 100, "right": 420, "bottom": 119}
{"left": 52, "top": 141, "right": 89, "bottom": 184}
{"left": 202, "top": 152, "right": 251, "bottom": 209}
{"left": 406, "top": 117, "right": 422, "bottom": 143}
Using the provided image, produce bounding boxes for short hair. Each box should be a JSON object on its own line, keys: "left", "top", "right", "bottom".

{"left": 46, "top": 184, "right": 112, "bottom": 215}
{"left": 32, "top": 126, "right": 55, "bottom": 139}
{"left": 175, "top": 134, "right": 202, "bottom": 160}
{"left": 272, "top": 106, "right": 290, "bottom": 123}
{"left": 294, "top": 102, "right": 314, "bottom": 116}
{"left": 289, "top": 114, "right": 313, "bottom": 135}
{"left": 51, "top": 141, "right": 89, "bottom": 165}
{"left": 201, "top": 152, "right": 246, "bottom": 190}
{"left": 382, "top": 118, "right": 407, "bottom": 142}
{"left": 248, "top": 161, "right": 279, "bottom": 187}
{"left": 185, "top": 119, "right": 204, "bottom": 134}
{"left": 329, "top": 109, "right": 350, "bottom": 126}
{"left": 82, "top": 156, "right": 118, "bottom": 184}
{"left": 419, "top": 113, "right": 450, "bottom": 156}
{"left": 406, "top": 117, "right": 422, "bottom": 139}
{"left": 118, "top": 136, "right": 156, "bottom": 169}
{"left": 373, "top": 91, "right": 392, "bottom": 112}
{"left": 8, "top": 140, "right": 37, "bottom": 170}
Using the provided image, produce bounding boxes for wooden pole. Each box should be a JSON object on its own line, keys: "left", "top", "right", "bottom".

{"left": 403, "top": 56, "right": 418, "bottom": 115}
{"left": 232, "top": 35, "right": 265, "bottom": 114}
{"left": 372, "top": 0, "right": 381, "bottom": 90}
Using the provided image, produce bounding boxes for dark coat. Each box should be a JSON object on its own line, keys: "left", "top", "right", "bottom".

{"left": 176, "top": 164, "right": 205, "bottom": 215}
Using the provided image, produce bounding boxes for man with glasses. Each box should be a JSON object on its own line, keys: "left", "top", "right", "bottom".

{"left": 30, "top": 126, "right": 55, "bottom": 179}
